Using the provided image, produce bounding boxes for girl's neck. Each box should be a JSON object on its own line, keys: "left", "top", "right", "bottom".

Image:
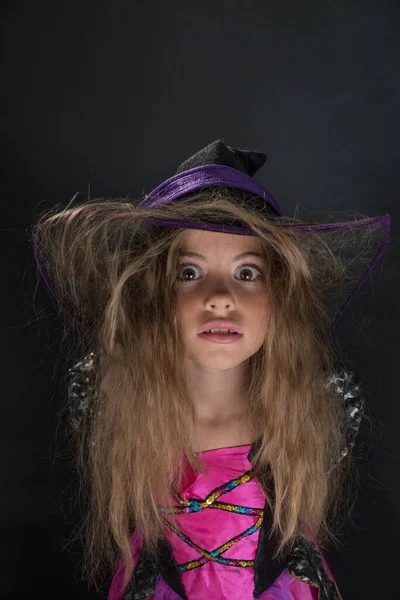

{"left": 187, "top": 358, "right": 249, "bottom": 422}
{"left": 192, "top": 411, "right": 256, "bottom": 454}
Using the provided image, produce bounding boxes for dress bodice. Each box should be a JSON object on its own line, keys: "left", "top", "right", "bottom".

{"left": 108, "top": 444, "right": 337, "bottom": 599}
{"left": 159, "top": 444, "right": 265, "bottom": 599}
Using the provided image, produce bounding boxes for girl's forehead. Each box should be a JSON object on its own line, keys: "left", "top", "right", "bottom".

{"left": 181, "top": 229, "right": 261, "bottom": 253}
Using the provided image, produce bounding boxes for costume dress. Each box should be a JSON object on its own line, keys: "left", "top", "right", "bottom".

{"left": 67, "top": 353, "right": 365, "bottom": 600}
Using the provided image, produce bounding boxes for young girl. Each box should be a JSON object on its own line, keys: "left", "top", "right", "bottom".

{"left": 33, "top": 139, "right": 390, "bottom": 600}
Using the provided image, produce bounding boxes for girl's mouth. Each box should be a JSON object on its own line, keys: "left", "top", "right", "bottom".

{"left": 198, "top": 332, "right": 243, "bottom": 344}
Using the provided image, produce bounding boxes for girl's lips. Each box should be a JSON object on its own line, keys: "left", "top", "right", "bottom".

{"left": 198, "top": 332, "right": 243, "bottom": 344}
{"left": 199, "top": 320, "right": 242, "bottom": 334}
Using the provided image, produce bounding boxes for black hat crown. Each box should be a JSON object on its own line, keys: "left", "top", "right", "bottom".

{"left": 175, "top": 138, "right": 267, "bottom": 178}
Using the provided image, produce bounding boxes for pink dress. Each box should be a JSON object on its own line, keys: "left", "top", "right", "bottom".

{"left": 108, "top": 444, "right": 339, "bottom": 600}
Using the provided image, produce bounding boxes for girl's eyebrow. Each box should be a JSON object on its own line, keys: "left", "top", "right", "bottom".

{"left": 179, "top": 251, "right": 264, "bottom": 261}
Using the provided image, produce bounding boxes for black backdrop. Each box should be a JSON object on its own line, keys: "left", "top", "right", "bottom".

{"left": 1, "top": 1, "right": 399, "bottom": 598}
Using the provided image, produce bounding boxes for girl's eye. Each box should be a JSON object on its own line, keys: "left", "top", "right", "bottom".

{"left": 177, "top": 264, "right": 264, "bottom": 282}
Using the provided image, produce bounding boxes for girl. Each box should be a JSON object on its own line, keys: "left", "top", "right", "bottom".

{"left": 33, "top": 139, "right": 390, "bottom": 600}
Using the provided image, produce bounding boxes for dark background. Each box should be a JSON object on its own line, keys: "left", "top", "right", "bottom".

{"left": 1, "top": 1, "right": 399, "bottom": 598}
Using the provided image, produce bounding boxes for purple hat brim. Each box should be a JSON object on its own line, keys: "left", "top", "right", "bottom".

{"left": 34, "top": 163, "right": 391, "bottom": 336}
{"left": 138, "top": 164, "right": 390, "bottom": 334}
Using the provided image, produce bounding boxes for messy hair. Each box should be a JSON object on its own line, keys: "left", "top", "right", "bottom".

{"left": 32, "top": 188, "right": 368, "bottom": 594}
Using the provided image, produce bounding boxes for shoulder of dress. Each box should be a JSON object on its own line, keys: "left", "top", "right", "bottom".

{"left": 67, "top": 351, "right": 98, "bottom": 431}
{"left": 324, "top": 365, "right": 365, "bottom": 463}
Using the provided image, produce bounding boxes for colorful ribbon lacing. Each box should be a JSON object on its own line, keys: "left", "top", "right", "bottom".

{"left": 158, "top": 468, "right": 264, "bottom": 571}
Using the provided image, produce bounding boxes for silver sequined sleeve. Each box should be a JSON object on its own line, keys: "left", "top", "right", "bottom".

{"left": 67, "top": 351, "right": 98, "bottom": 432}
{"left": 324, "top": 365, "right": 365, "bottom": 462}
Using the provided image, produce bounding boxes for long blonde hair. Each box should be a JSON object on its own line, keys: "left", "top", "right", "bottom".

{"left": 32, "top": 188, "right": 363, "bottom": 594}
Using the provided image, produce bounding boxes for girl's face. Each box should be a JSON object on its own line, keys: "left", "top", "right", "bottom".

{"left": 176, "top": 230, "right": 270, "bottom": 371}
